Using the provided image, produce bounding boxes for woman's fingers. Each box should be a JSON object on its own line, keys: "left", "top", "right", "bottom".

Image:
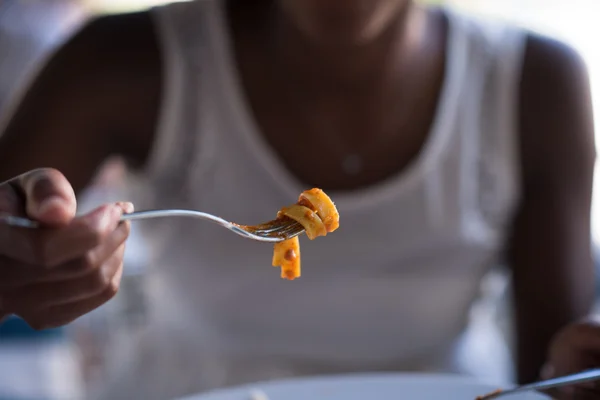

{"left": 16, "top": 261, "right": 124, "bottom": 330}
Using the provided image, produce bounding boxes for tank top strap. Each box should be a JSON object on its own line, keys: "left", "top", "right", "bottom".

{"left": 483, "top": 22, "right": 527, "bottom": 232}
{"left": 138, "top": 1, "right": 213, "bottom": 209}
{"left": 448, "top": 10, "right": 527, "bottom": 244}
{"left": 486, "top": 20, "right": 528, "bottom": 197}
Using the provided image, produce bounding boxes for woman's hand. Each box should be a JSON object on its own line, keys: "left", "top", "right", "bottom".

{"left": 544, "top": 319, "right": 600, "bottom": 399}
{"left": 0, "top": 168, "right": 131, "bottom": 329}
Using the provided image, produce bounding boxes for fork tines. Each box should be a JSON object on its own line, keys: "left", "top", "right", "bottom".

{"left": 249, "top": 218, "right": 304, "bottom": 239}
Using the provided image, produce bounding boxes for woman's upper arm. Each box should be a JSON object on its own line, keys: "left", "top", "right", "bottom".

{"left": 0, "top": 12, "right": 161, "bottom": 193}
{"left": 509, "top": 33, "right": 596, "bottom": 383}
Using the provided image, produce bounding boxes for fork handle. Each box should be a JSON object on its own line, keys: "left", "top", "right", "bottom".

{"left": 492, "top": 368, "right": 600, "bottom": 398}
{"left": 1, "top": 209, "right": 229, "bottom": 229}
{"left": 0, "top": 214, "right": 141, "bottom": 229}
{"left": 121, "top": 209, "right": 228, "bottom": 223}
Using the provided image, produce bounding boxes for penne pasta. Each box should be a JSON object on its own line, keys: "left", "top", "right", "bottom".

{"left": 272, "top": 188, "right": 339, "bottom": 280}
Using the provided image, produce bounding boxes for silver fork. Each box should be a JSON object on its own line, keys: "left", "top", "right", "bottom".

{"left": 0, "top": 209, "right": 305, "bottom": 243}
{"left": 476, "top": 368, "right": 600, "bottom": 399}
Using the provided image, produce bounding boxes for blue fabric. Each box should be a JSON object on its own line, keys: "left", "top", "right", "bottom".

{"left": 0, "top": 396, "right": 46, "bottom": 400}
{"left": 0, "top": 316, "right": 64, "bottom": 340}
{"left": 0, "top": 397, "right": 43, "bottom": 400}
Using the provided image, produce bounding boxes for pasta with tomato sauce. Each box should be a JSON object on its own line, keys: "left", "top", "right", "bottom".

{"left": 272, "top": 188, "right": 339, "bottom": 280}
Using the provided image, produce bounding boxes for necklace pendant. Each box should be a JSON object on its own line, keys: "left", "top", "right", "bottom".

{"left": 342, "top": 154, "right": 363, "bottom": 175}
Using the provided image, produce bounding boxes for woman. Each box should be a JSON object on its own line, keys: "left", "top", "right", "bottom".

{"left": 0, "top": 0, "right": 596, "bottom": 398}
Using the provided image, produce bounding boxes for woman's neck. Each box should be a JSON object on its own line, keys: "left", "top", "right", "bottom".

{"left": 226, "top": 0, "right": 448, "bottom": 189}
{"left": 270, "top": 2, "right": 422, "bottom": 94}
{"left": 228, "top": 0, "right": 426, "bottom": 95}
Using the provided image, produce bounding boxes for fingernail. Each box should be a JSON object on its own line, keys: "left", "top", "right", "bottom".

{"left": 37, "top": 197, "right": 69, "bottom": 217}
{"left": 121, "top": 202, "right": 134, "bottom": 214}
{"left": 30, "top": 175, "right": 62, "bottom": 203}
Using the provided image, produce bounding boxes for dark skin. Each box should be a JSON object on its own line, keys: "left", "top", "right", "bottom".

{"left": 512, "top": 34, "right": 596, "bottom": 386}
{"left": 0, "top": 0, "right": 595, "bottom": 392}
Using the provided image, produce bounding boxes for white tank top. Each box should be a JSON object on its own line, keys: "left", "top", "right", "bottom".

{"left": 114, "top": 1, "right": 527, "bottom": 398}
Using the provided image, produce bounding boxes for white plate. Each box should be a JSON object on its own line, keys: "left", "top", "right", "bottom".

{"left": 179, "top": 373, "right": 550, "bottom": 400}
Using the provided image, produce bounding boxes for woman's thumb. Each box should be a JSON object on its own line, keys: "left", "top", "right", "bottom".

{"left": 18, "top": 168, "right": 77, "bottom": 226}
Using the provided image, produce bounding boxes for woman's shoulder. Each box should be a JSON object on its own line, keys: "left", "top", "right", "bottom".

{"left": 74, "top": 11, "right": 158, "bottom": 62}
{"left": 518, "top": 30, "right": 593, "bottom": 183}
{"left": 20, "top": 11, "right": 163, "bottom": 170}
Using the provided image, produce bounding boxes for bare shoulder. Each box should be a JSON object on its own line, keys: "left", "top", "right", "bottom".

{"left": 519, "top": 32, "right": 595, "bottom": 185}
{"left": 51, "top": 11, "right": 163, "bottom": 164}
{"left": 0, "top": 11, "right": 162, "bottom": 189}
{"left": 71, "top": 11, "right": 160, "bottom": 76}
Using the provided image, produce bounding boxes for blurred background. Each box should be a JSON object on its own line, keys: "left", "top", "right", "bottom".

{"left": 0, "top": 0, "right": 599, "bottom": 399}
